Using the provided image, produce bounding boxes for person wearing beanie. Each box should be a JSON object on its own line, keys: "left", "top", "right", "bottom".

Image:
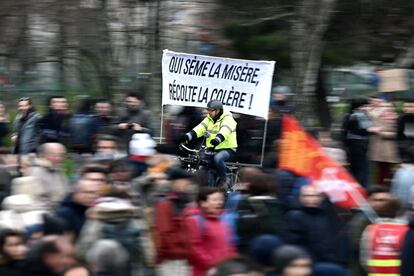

{"left": 247, "top": 234, "right": 284, "bottom": 270}
{"left": 129, "top": 133, "right": 156, "bottom": 161}
{"left": 272, "top": 245, "right": 312, "bottom": 276}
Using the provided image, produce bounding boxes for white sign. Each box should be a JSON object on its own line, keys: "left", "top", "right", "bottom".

{"left": 162, "top": 50, "right": 275, "bottom": 119}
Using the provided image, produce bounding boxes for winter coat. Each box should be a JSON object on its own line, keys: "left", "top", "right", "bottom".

{"left": 76, "top": 198, "right": 148, "bottom": 275}
{"left": 56, "top": 194, "right": 88, "bottom": 237}
{"left": 26, "top": 159, "right": 69, "bottom": 211}
{"left": 284, "top": 206, "right": 341, "bottom": 264}
{"left": 186, "top": 208, "right": 237, "bottom": 276}
{"left": 12, "top": 111, "right": 41, "bottom": 154}
{"left": 368, "top": 115, "right": 400, "bottom": 163}
{"left": 117, "top": 105, "right": 155, "bottom": 148}
{"left": 192, "top": 110, "right": 237, "bottom": 150}
{"left": 154, "top": 195, "right": 192, "bottom": 263}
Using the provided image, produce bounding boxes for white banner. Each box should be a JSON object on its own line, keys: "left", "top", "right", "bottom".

{"left": 162, "top": 50, "right": 275, "bottom": 119}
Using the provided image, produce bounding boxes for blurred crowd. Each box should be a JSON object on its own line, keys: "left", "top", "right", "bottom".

{"left": 0, "top": 88, "right": 414, "bottom": 276}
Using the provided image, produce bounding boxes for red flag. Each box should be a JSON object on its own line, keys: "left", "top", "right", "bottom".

{"left": 278, "top": 115, "right": 367, "bottom": 209}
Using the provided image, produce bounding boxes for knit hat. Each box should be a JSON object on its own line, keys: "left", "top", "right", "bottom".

{"left": 248, "top": 234, "right": 285, "bottom": 267}
{"left": 272, "top": 245, "right": 311, "bottom": 274}
{"left": 129, "top": 133, "right": 156, "bottom": 157}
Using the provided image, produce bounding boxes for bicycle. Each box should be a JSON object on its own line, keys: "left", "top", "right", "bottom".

{"left": 178, "top": 143, "right": 240, "bottom": 192}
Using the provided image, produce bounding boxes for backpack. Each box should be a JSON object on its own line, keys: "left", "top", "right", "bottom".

{"left": 101, "top": 219, "right": 142, "bottom": 268}
{"left": 235, "top": 195, "right": 282, "bottom": 251}
{"left": 68, "top": 114, "right": 97, "bottom": 150}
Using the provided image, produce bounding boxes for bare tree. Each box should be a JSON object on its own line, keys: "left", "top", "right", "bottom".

{"left": 290, "top": 0, "right": 336, "bottom": 127}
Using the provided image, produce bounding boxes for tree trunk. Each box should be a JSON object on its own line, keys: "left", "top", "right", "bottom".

{"left": 290, "top": 0, "right": 336, "bottom": 128}
{"left": 395, "top": 35, "right": 414, "bottom": 68}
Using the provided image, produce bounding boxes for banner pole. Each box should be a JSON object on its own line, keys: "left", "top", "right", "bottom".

{"left": 347, "top": 187, "right": 378, "bottom": 223}
{"left": 260, "top": 119, "right": 268, "bottom": 167}
{"left": 159, "top": 105, "right": 164, "bottom": 144}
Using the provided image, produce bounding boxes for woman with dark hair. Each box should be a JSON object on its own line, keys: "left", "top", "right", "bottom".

{"left": 0, "top": 228, "right": 27, "bottom": 275}
{"left": 187, "top": 187, "right": 237, "bottom": 276}
{"left": 342, "top": 98, "right": 378, "bottom": 187}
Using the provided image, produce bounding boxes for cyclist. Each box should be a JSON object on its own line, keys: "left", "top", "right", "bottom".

{"left": 181, "top": 100, "right": 237, "bottom": 187}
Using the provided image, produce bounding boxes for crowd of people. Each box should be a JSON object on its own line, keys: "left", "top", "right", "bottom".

{"left": 0, "top": 89, "right": 413, "bottom": 276}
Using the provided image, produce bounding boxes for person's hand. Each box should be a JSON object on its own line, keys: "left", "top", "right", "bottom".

{"left": 368, "top": 126, "right": 381, "bottom": 133}
{"left": 210, "top": 137, "right": 221, "bottom": 146}
{"left": 11, "top": 135, "right": 17, "bottom": 144}
{"left": 180, "top": 133, "right": 190, "bottom": 144}
{"left": 118, "top": 123, "right": 129, "bottom": 129}
{"left": 131, "top": 123, "right": 142, "bottom": 132}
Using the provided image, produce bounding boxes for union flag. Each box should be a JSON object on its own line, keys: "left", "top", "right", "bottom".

{"left": 278, "top": 115, "right": 367, "bottom": 209}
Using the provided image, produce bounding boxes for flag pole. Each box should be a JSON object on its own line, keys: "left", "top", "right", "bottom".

{"left": 347, "top": 187, "right": 378, "bottom": 223}
{"left": 159, "top": 105, "right": 164, "bottom": 144}
{"left": 260, "top": 119, "right": 268, "bottom": 167}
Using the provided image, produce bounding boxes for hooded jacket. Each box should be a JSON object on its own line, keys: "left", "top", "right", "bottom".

{"left": 186, "top": 208, "right": 237, "bottom": 276}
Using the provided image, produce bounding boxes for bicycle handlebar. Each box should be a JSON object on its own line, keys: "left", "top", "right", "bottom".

{"left": 179, "top": 143, "right": 215, "bottom": 156}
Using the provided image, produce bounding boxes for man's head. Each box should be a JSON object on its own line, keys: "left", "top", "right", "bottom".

{"left": 367, "top": 185, "right": 392, "bottom": 214}
{"left": 96, "top": 135, "right": 118, "bottom": 154}
{"left": 73, "top": 175, "right": 103, "bottom": 207}
{"left": 38, "top": 143, "right": 67, "bottom": 167}
{"left": 86, "top": 239, "right": 129, "bottom": 274}
{"left": 48, "top": 96, "right": 68, "bottom": 113}
{"left": 206, "top": 100, "right": 223, "bottom": 119}
{"left": 80, "top": 164, "right": 108, "bottom": 185}
{"left": 94, "top": 100, "right": 113, "bottom": 117}
{"left": 299, "top": 185, "right": 323, "bottom": 208}
{"left": 18, "top": 97, "right": 33, "bottom": 115}
{"left": 125, "top": 92, "right": 143, "bottom": 111}
{"left": 272, "top": 86, "right": 290, "bottom": 102}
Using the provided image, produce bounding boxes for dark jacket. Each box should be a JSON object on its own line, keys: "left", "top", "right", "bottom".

{"left": 56, "top": 194, "right": 88, "bottom": 237}
{"left": 38, "top": 111, "right": 71, "bottom": 144}
{"left": 0, "top": 121, "right": 8, "bottom": 147}
{"left": 284, "top": 205, "right": 341, "bottom": 263}
{"left": 117, "top": 106, "right": 155, "bottom": 147}
{"left": 401, "top": 216, "right": 414, "bottom": 276}
{"left": 397, "top": 113, "right": 414, "bottom": 163}
{"left": 0, "top": 260, "right": 24, "bottom": 276}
